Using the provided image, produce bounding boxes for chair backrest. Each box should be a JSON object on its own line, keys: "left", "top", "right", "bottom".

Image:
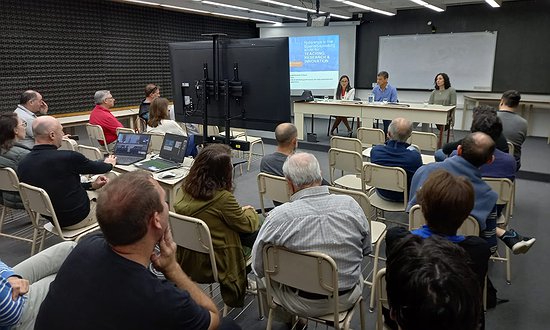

{"left": 86, "top": 124, "right": 107, "bottom": 145}
{"left": 362, "top": 162, "right": 408, "bottom": 204}
{"left": 257, "top": 173, "right": 291, "bottom": 216}
{"left": 59, "top": 138, "right": 78, "bottom": 151}
{"left": 408, "top": 204, "right": 480, "bottom": 236}
{"left": 116, "top": 127, "right": 135, "bottom": 135}
{"left": 263, "top": 244, "right": 340, "bottom": 324}
{"left": 330, "top": 136, "right": 362, "bottom": 153}
{"left": 482, "top": 177, "right": 514, "bottom": 206}
{"left": 196, "top": 124, "right": 220, "bottom": 136}
{"left": 135, "top": 117, "right": 147, "bottom": 133}
{"left": 328, "top": 186, "right": 372, "bottom": 226}
{"left": 375, "top": 268, "right": 388, "bottom": 330}
{"left": 77, "top": 145, "right": 103, "bottom": 161}
{"left": 0, "top": 167, "right": 20, "bottom": 192}
{"left": 328, "top": 148, "right": 363, "bottom": 183}
{"left": 146, "top": 132, "right": 165, "bottom": 154}
{"left": 168, "top": 212, "right": 219, "bottom": 281}
{"left": 506, "top": 141, "right": 515, "bottom": 156}
{"left": 407, "top": 131, "right": 438, "bottom": 152}
{"left": 357, "top": 127, "right": 385, "bottom": 147}
{"left": 18, "top": 182, "right": 64, "bottom": 235}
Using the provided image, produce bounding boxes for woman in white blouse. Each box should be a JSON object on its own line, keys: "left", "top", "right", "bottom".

{"left": 330, "top": 75, "right": 355, "bottom": 135}
{"left": 146, "top": 97, "right": 186, "bottom": 136}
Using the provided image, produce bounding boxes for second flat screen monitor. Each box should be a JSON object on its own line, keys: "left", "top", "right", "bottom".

{"left": 169, "top": 37, "right": 291, "bottom": 132}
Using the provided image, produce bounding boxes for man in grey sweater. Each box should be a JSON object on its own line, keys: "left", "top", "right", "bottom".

{"left": 497, "top": 90, "right": 527, "bottom": 170}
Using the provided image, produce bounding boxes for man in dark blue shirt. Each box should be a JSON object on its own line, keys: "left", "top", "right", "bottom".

{"left": 370, "top": 117, "right": 422, "bottom": 202}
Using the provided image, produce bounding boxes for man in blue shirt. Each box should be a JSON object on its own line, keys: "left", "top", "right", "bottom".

{"left": 372, "top": 71, "right": 398, "bottom": 134}
{"left": 370, "top": 118, "right": 422, "bottom": 202}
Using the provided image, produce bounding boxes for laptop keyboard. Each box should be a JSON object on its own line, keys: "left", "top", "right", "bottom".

{"left": 117, "top": 156, "right": 142, "bottom": 165}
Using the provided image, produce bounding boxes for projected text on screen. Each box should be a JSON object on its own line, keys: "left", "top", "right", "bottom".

{"left": 289, "top": 35, "right": 339, "bottom": 91}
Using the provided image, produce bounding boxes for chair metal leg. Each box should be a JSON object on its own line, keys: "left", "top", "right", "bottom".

{"left": 506, "top": 247, "right": 511, "bottom": 284}
{"left": 0, "top": 205, "right": 6, "bottom": 233}
{"left": 266, "top": 308, "right": 274, "bottom": 330}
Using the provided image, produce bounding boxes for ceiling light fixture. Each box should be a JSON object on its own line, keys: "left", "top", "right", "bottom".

{"left": 201, "top": 1, "right": 307, "bottom": 21}
{"left": 409, "top": 0, "right": 445, "bottom": 12}
{"left": 257, "top": 0, "right": 351, "bottom": 19}
{"left": 485, "top": 0, "right": 502, "bottom": 8}
{"left": 335, "top": 0, "right": 396, "bottom": 16}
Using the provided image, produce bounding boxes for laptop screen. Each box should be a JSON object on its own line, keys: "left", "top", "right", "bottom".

{"left": 114, "top": 133, "right": 151, "bottom": 157}
{"left": 159, "top": 133, "right": 187, "bottom": 163}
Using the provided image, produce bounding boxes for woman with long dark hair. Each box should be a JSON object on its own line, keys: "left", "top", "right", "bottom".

{"left": 428, "top": 73, "right": 457, "bottom": 132}
{"left": 174, "top": 143, "right": 260, "bottom": 307}
{"left": 330, "top": 75, "right": 356, "bottom": 135}
{"left": 0, "top": 113, "right": 31, "bottom": 207}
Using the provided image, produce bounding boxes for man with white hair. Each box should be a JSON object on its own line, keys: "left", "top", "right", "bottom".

{"left": 89, "top": 90, "right": 123, "bottom": 150}
{"left": 252, "top": 152, "right": 371, "bottom": 321}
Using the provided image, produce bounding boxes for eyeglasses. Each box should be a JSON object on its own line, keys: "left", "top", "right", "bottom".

{"left": 19, "top": 121, "right": 27, "bottom": 127}
{"left": 105, "top": 97, "right": 115, "bottom": 101}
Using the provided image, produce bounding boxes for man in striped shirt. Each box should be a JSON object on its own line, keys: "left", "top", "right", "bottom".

{"left": 0, "top": 242, "right": 75, "bottom": 330}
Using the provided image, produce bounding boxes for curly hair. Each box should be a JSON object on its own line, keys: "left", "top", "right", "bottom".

{"left": 183, "top": 143, "right": 233, "bottom": 200}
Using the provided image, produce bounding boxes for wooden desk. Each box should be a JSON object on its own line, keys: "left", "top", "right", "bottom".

{"left": 56, "top": 108, "right": 139, "bottom": 129}
{"left": 113, "top": 156, "right": 194, "bottom": 211}
{"left": 462, "top": 93, "right": 550, "bottom": 142}
{"left": 294, "top": 101, "right": 454, "bottom": 147}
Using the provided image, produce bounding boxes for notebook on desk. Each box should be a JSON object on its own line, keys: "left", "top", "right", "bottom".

{"left": 135, "top": 133, "right": 188, "bottom": 173}
{"left": 114, "top": 133, "right": 151, "bottom": 165}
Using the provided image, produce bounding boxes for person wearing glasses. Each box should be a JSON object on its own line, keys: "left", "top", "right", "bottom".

{"left": 13, "top": 90, "right": 49, "bottom": 148}
{"left": 0, "top": 113, "right": 32, "bottom": 208}
{"left": 89, "top": 90, "right": 124, "bottom": 151}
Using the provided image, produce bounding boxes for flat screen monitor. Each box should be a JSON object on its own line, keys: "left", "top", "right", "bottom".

{"left": 169, "top": 37, "right": 291, "bottom": 132}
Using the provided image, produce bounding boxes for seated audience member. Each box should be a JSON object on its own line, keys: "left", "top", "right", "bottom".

{"left": 252, "top": 152, "right": 371, "bottom": 322}
{"left": 35, "top": 171, "right": 240, "bottom": 330}
{"left": 139, "top": 83, "right": 160, "bottom": 121}
{"left": 18, "top": 116, "right": 116, "bottom": 229}
{"left": 89, "top": 90, "right": 123, "bottom": 150}
{"left": 0, "top": 242, "right": 75, "bottom": 330}
{"left": 13, "top": 90, "right": 48, "bottom": 148}
{"left": 436, "top": 105, "right": 509, "bottom": 161}
{"left": 175, "top": 144, "right": 260, "bottom": 308}
{"left": 260, "top": 123, "right": 329, "bottom": 191}
{"left": 386, "top": 235, "right": 482, "bottom": 330}
{"left": 370, "top": 118, "right": 422, "bottom": 202}
{"left": 146, "top": 97, "right": 186, "bottom": 136}
{"left": 498, "top": 90, "right": 526, "bottom": 170}
{"left": 372, "top": 71, "right": 398, "bottom": 134}
{"left": 408, "top": 132, "right": 535, "bottom": 254}
{"left": 0, "top": 113, "right": 32, "bottom": 208}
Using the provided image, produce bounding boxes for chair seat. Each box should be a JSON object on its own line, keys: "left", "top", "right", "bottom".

{"left": 334, "top": 175, "right": 363, "bottom": 191}
{"left": 272, "top": 296, "right": 350, "bottom": 323}
{"left": 368, "top": 193, "right": 406, "bottom": 212}
{"left": 370, "top": 220, "right": 387, "bottom": 245}
{"left": 43, "top": 222, "right": 99, "bottom": 239}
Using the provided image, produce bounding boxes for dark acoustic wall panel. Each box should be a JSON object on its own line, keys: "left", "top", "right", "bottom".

{"left": 356, "top": 0, "right": 550, "bottom": 94}
{"left": 0, "top": 0, "right": 257, "bottom": 115}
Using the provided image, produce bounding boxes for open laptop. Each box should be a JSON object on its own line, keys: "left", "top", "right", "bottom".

{"left": 136, "top": 133, "right": 188, "bottom": 173}
{"left": 114, "top": 133, "right": 151, "bottom": 165}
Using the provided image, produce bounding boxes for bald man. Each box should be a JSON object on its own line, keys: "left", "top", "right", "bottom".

{"left": 14, "top": 90, "right": 49, "bottom": 148}
{"left": 260, "top": 123, "right": 298, "bottom": 177}
{"left": 370, "top": 117, "right": 422, "bottom": 202}
{"left": 18, "top": 116, "right": 116, "bottom": 229}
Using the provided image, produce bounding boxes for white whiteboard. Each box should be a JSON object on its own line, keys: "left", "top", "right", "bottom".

{"left": 378, "top": 32, "right": 497, "bottom": 91}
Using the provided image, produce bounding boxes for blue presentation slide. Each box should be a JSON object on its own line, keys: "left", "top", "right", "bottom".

{"left": 289, "top": 35, "right": 339, "bottom": 91}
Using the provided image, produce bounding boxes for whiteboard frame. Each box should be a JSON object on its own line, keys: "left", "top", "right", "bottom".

{"left": 377, "top": 31, "right": 498, "bottom": 92}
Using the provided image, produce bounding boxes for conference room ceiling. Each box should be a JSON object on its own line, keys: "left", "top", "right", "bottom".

{"left": 116, "top": 0, "right": 520, "bottom": 23}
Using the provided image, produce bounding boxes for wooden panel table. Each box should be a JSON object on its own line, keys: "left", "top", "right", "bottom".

{"left": 113, "top": 156, "right": 194, "bottom": 211}
{"left": 293, "top": 101, "right": 455, "bottom": 147}
{"left": 462, "top": 93, "right": 550, "bottom": 142}
{"left": 55, "top": 108, "right": 139, "bottom": 130}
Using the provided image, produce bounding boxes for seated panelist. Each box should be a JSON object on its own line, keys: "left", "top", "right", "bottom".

{"left": 330, "top": 75, "right": 355, "bottom": 135}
